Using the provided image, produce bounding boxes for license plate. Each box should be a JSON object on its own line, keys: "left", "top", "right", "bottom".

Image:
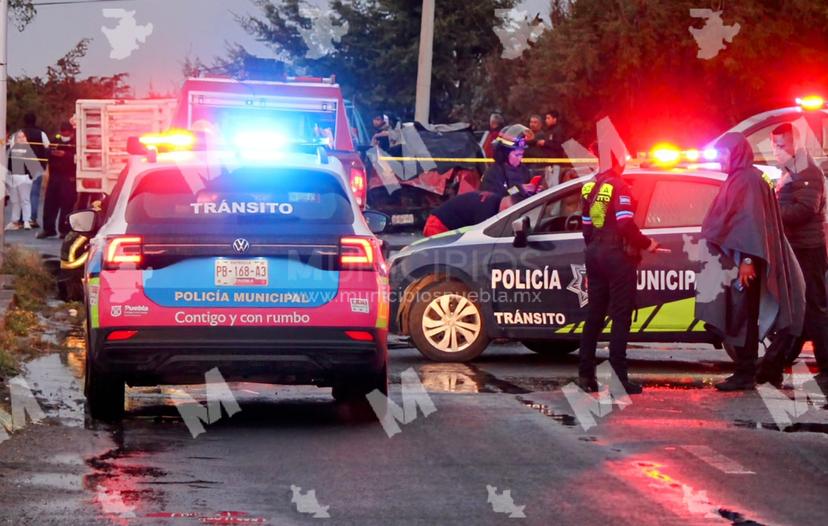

{"left": 391, "top": 213, "right": 415, "bottom": 225}
{"left": 215, "top": 259, "right": 268, "bottom": 286}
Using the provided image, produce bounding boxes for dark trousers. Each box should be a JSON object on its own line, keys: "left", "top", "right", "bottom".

{"left": 762, "top": 246, "right": 828, "bottom": 375}
{"left": 42, "top": 175, "right": 77, "bottom": 235}
{"left": 732, "top": 273, "right": 761, "bottom": 379}
{"left": 579, "top": 244, "right": 637, "bottom": 383}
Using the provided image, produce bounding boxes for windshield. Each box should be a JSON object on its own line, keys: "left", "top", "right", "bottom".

{"left": 125, "top": 166, "right": 353, "bottom": 235}
{"left": 189, "top": 105, "right": 336, "bottom": 146}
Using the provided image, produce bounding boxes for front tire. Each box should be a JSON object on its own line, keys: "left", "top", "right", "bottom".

{"left": 521, "top": 340, "right": 579, "bottom": 358}
{"left": 409, "top": 280, "right": 490, "bottom": 362}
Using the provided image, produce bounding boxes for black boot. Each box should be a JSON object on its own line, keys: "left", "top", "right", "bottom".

{"left": 575, "top": 376, "right": 598, "bottom": 393}
{"left": 715, "top": 374, "right": 756, "bottom": 391}
{"left": 755, "top": 366, "right": 783, "bottom": 389}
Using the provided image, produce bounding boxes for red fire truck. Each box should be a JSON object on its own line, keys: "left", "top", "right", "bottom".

{"left": 171, "top": 76, "right": 369, "bottom": 208}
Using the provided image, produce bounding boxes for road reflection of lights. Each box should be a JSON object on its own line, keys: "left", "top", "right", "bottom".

{"left": 417, "top": 364, "right": 480, "bottom": 393}
{"left": 602, "top": 455, "right": 767, "bottom": 523}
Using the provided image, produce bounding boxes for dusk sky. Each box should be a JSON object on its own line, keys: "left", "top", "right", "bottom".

{"left": 9, "top": 0, "right": 547, "bottom": 96}
{"left": 9, "top": 0, "right": 275, "bottom": 96}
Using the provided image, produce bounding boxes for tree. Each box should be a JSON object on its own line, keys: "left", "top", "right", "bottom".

{"left": 8, "top": 39, "right": 130, "bottom": 134}
{"left": 229, "top": 0, "right": 515, "bottom": 124}
{"left": 507, "top": 0, "right": 828, "bottom": 149}
{"left": 9, "top": 0, "right": 37, "bottom": 30}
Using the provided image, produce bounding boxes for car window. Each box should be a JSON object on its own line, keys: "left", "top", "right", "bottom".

{"left": 124, "top": 167, "right": 354, "bottom": 234}
{"left": 745, "top": 124, "right": 779, "bottom": 164}
{"left": 644, "top": 180, "right": 719, "bottom": 228}
{"left": 532, "top": 186, "right": 583, "bottom": 234}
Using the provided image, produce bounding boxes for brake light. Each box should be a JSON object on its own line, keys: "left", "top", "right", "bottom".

{"left": 796, "top": 95, "right": 825, "bottom": 111}
{"left": 340, "top": 236, "right": 373, "bottom": 268}
{"left": 350, "top": 164, "right": 367, "bottom": 208}
{"left": 104, "top": 236, "right": 143, "bottom": 269}
{"left": 340, "top": 236, "right": 386, "bottom": 274}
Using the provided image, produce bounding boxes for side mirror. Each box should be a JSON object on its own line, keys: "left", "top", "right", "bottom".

{"left": 364, "top": 210, "right": 389, "bottom": 234}
{"left": 126, "top": 136, "right": 147, "bottom": 155}
{"left": 69, "top": 209, "right": 98, "bottom": 235}
{"left": 512, "top": 216, "right": 531, "bottom": 248}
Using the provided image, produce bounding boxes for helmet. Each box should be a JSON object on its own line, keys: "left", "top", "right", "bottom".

{"left": 494, "top": 124, "right": 531, "bottom": 150}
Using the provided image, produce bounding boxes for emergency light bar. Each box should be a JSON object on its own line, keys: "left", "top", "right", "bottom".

{"left": 128, "top": 127, "right": 334, "bottom": 160}
{"left": 638, "top": 144, "right": 718, "bottom": 168}
{"left": 139, "top": 129, "right": 196, "bottom": 150}
{"left": 796, "top": 95, "right": 825, "bottom": 111}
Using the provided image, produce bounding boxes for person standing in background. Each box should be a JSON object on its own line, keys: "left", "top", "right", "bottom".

{"left": 17, "top": 112, "right": 50, "bottom": 229}
{"left": 6, "top": 131, "right": 36, "bottom": 230}
{"left": 480, "top": 112, "right": 505, "bottom": 159}
{"left": 756, "top": 123, "right": 828, "bottom": 392}
{"left": 39, "top": 121, "right": 78, "bottom": 239}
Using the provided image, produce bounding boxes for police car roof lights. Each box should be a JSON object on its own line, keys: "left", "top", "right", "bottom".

{"left": 796, "top": 95, "right": 825, "bottom": 111}
{"left": 638, "top": 143, "right": 718, "bottom": 169}
{"left": 130, "top": 126, "right": 334, "bottom": 164}
{"left": 139, "top": 129, "right": 197, "bottom": 150}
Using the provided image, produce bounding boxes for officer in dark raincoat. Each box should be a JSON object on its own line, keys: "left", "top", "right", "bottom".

{"left": 696, "top": 132, "right": 805, "bottom": 391}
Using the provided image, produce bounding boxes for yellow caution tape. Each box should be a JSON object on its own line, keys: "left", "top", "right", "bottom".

{"left": 377, "top": 156, "right": 596, "bottom": 164}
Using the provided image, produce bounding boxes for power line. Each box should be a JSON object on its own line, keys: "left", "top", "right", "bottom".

{"left": 32, "top": 0, "right": 150, "bottom": 6}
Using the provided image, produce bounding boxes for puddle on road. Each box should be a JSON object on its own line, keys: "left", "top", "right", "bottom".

{"left": 410, "top": 363, "right": 530, "bottom": 394}
{"left": 22, "top": 329, "right": 87, "bottom": 427}
{"left": 516, "top": 396, "right": 577, "bottom": 426}
{"left": 717, "top": 508, "right": 766, "bottom": 525}
{"left": 732, "top": 419, "right": 828, "bottom": 435}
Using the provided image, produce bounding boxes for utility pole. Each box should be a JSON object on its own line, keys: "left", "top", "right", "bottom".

{"left": 414, "top": 0, "right": 434, "bottom": 124}
{"left": 0, "top": 0, "right": 8, "bottom": 265}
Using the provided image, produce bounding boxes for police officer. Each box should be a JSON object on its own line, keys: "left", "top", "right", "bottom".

{"left": 39, "top": 121, "right": 77, "bottom": 239}
{"left": 578, "top": 148, "right": 659, "bottom": 394}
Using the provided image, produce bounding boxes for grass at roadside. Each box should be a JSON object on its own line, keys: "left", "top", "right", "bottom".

{"left": 0, "top": 246, "right": 56, "bottom": 381}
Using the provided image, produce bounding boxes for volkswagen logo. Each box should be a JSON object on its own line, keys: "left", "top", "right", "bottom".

{"left": 232, "top": 238, "right": 250, "bottom": 253}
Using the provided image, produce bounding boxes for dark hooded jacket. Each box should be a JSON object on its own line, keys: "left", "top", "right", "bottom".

{"left": 695, "top": 132, "right": 805, "bottom": 346}
{"left": 776, "top": 153, "right": 826, "bottom": 249}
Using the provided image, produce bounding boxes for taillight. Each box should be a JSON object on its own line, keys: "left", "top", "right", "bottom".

{"left": 104, "top": 236, "right": 143, "bottom": 269}
{"left": 350, "top": 164, "right": 366, "bottom": 208}
{"left": 340, "top": 236, "right": 385, "bottom": 274}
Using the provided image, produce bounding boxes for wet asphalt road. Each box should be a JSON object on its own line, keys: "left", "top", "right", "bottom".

{"left": 1, "top": 340, "right": 827, "bottom": 526}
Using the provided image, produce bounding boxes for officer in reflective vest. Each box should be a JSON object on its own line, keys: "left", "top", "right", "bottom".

{"left": 578, "top": 150, "right": 660, "bottom": 395}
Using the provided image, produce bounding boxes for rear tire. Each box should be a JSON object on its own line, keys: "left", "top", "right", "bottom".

{"left": 409, "top": 280, "right": 490, "bottom": 362}
{"left": 84, "top": 349, "right": 125, "bottom": 421}
{"left": 521, "top": 340, "right": 579, "bottom": 358}
{"left": 332, "top": 362, "right": 388, "bottom": 403}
